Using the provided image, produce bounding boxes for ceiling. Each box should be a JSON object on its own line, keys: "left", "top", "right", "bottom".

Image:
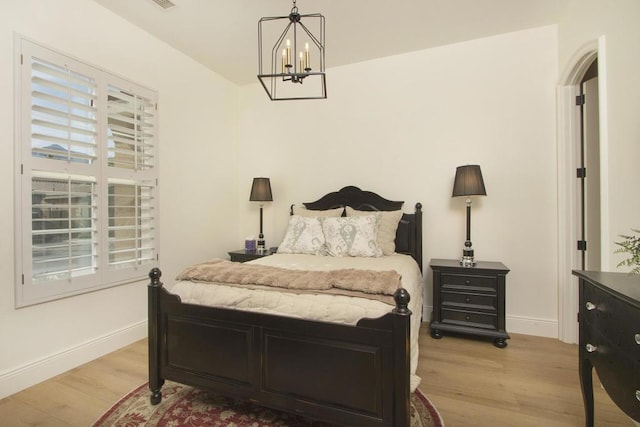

{"left": 91, "top": 0, "right": 565, "bottom": 85}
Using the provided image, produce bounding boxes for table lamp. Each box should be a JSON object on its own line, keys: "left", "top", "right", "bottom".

{"left": 249, "top": 177, "right": 273, "bottom": 253}
{"left": 452, "top": 165, "right": 486, "bottom": 266}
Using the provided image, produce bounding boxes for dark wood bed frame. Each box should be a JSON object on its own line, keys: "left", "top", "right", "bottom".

{"left": 148, "top": 186, "right": 423, "bottom": 426}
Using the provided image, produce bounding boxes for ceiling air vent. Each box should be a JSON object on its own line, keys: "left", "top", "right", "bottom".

{"left": 149, "top": 0, "right": 176, "bottom": 10}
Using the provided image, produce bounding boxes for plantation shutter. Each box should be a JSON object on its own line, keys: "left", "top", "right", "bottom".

{"left": 106, "top": 84, "right": 156, "bottom": 171}
{"left": 31, "top": 173, "right": 98, "bottom": 284}
{"left": 104, "top": 77, "right": 158, "bottom": 280}
{"left": 107, "top": 180, "right": 156, "bottom": 271}
{"left": 22, "top": 43, "right": 102, "bottom": 300}
{"left": 30, "top": 58, "right": 98, "bottom": 165}
{"left": 16, "top": 39, "right": 159, "bottom": 307}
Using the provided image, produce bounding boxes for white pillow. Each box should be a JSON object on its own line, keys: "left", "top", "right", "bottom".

{"left": 292, "top": 205, "right": 344, "bottom": 218}
{"left": 321, "top": 215, "right": 383, "bottom": 257}
{"left": 345, "top": 207, "right": 403, "bottom": 255}
{"left": 277, "top": 215, "right": 326, "bottom": 255}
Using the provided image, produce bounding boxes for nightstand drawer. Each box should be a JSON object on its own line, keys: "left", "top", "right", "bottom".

{"left": 442, "top": 290, "right": 496, "bottom": 312}
{"left": 441, "top": 308, "right": 497, "bottom": 330}
{"left": 442, "top": 273, "right": 497, "bottom": 293}
{"left": 582, "top": 327, "right": 640, "bottom": 420}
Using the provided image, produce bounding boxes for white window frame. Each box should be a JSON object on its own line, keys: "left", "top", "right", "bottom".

{"left": 14, "top": 37, "right": 159, "bottom": 307}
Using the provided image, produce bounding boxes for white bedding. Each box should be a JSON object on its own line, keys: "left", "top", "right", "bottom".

{"left": 170, "top": 253, "right": 424, "bottom": 390}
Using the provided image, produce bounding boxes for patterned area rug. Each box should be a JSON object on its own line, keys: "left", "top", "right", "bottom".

{"left": 93, "top": 381, "right": 444, "bottom": 426}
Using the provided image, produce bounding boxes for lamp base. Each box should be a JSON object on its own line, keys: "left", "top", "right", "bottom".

{"left": 257, "top": 235, "right": 266, "bottom": 253}
{"left": 460, "top": 247, "right": 476, "bottom": 267}
{"left": 460, "top": 255, "right": 476, "bottom": 267}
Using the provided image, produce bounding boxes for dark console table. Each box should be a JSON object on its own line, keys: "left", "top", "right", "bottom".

{"left": 573, "top": 270, "right": 640, "bottom": 426}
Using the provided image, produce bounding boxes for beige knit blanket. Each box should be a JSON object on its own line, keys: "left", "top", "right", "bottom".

{"left": 175, "top": 259, "right": 402, "bottom": 304}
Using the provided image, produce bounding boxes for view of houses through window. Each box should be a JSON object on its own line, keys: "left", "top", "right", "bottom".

{"left": 31, "top": 175, "right": 96, "bottom": 283}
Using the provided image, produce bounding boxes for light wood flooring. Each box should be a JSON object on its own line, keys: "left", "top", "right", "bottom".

{"left": 419, "top": 328, "right": 633, "bottom": 426}
{"left": 0, "top": 327, "right": 634, "bottom": 426}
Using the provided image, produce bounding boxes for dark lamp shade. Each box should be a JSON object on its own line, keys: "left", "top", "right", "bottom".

{"left": 249, "top": 177, "right": 273, "bottom": 202}
{"left": 452, "top": 165, "right": 487, "bottom": 197}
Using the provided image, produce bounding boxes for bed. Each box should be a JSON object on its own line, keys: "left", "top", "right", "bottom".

{"left": 147, "top": 186, "right": 423, "bottom": 426}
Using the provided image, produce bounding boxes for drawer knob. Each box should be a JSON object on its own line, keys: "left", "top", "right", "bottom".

{"left": 636, "top": 334, "right": 640, "bottom": 345}
{"left": 465, "top": 280, "right": 471, "bottom": 285}
{"left": 585, "top": 301, "right": 596, "bottom": 311}
{"left": 585, "top": 343, "right": 598, "bottom": 353}
{"left": 465, "top": 297, "right": 471, "bottom": 303}
{"left": 465, "top": 315, "right": 471, "bottom": 321}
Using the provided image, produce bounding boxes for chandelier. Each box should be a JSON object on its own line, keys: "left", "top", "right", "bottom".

{"left": 258, "top": 0, "right": 326, "bottom": 101}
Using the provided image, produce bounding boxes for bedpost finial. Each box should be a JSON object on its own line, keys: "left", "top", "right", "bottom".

{"left": 415, "top": 202, "right": 422, "bottom": 212}
{"left": 149, "top": 267, "right": 162, "bottom": 285}
{"left": 393, "top": 288, "right": 411, "bottom": 315}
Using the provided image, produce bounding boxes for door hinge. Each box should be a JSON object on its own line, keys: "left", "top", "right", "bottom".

{"left": 576, "top": 167, "right": 586, "bottom": 178}
{"left": 576, "top": 94, "right": 585, "bottom": 106}
{"left": 22, "top": 274, "right": 25, "bottom": 285}
{"left": 577, "top": 240, "right": 587, "bottom": 251}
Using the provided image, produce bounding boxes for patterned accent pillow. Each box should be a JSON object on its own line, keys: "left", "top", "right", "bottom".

{"left": 345, "top": 207, "right": 403, "bottom": 255}
{"left": 277, "top": 215, "right": 326, "bottom": 255}
{"left": 321, "top": 215, "right": 383, "bottom": 257}
{"left": 292, "top": 205, "right": 344, "bottom": 217}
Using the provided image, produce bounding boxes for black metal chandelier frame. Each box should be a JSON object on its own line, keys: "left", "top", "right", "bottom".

{"left": 258, "top": 0, "right": 326, "bottom": 100}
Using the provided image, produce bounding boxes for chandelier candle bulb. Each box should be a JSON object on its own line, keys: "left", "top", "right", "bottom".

{"left": 304, "top": 43, "right": 310, "bottom": 69}
{"left": 281, "top": 50, "right": 286, "bottom": 73}
{"left": 286, "top": 39, "right": 291, "bottom": 67}
{"left": 299, "top": 52, "right": 304, "bottom": 73}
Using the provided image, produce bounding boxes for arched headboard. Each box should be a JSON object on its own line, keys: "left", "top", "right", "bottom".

{"left": 293, "top": 186, "right": 423, "bottom": 272}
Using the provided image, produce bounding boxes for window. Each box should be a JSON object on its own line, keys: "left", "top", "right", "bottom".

{"left": 15, "top": 38, "right": 159, "bottom": 307}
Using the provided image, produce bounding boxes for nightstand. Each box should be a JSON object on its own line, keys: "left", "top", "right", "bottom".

{"left": 429, "top": 258, "right": 510, "bottom": 348}
{"left": 228, "top": 249, "right": 272, "bottom": 263}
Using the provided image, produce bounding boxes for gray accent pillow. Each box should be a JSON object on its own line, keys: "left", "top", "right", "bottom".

{"left": 345, "top": 207, "right": 402, "bottom": 255}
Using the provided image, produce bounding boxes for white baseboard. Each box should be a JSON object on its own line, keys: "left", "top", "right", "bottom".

{"left": 421, "top": 305, "right": 431, "bottom": 323}
{"left": 506, "top": 314, "right": 558, "bottom": 338}
{"left": 0, "top": 320, "right": 147, "bottom": 400}
{"left": 422, "top": 305, "right": 559, "bottom": 339}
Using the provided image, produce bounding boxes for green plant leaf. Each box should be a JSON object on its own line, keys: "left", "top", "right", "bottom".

{"left": 614, "top": 228, "right": 640, "bottom": 274}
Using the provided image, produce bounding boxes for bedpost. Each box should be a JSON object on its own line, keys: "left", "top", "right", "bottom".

{"left": 392, "top": 288, "right": 411, "bottom": 427}
{"left": 148, "top": 267, "right": 164, "bottom": 405}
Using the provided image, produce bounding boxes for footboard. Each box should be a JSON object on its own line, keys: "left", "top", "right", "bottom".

{"left": 148, "top": 268, "right": 412, "bottom": 426}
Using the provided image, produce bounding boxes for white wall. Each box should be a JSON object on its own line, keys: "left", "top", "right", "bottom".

{"left": 0, "top": 0, "right": 238, "bottom": 398}
{"left": 558, "top": 0, "right": 640, "bottom": 271}
{"left": 238, "top": 26, "right": 560, "bottom": 337}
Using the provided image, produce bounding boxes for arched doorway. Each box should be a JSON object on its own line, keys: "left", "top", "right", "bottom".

{"left": 556, "top": 38, "right": 608, "bottom": 343}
